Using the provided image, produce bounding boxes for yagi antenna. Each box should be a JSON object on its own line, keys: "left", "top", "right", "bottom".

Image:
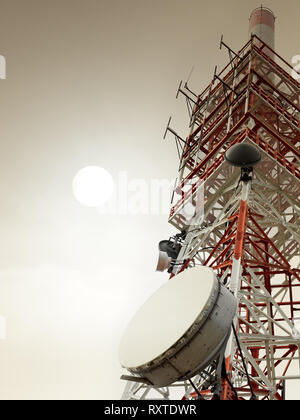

{"left": 186, "top": 65, "right": 195, "bottom": 84}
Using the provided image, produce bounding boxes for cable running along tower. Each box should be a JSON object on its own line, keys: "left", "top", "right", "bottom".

{"left": 120, "top": 7, "right": 300, "bottom": 400}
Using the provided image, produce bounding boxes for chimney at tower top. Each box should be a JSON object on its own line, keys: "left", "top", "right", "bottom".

{"left": 249, "top": 6, "right": 275, "bottom": 53}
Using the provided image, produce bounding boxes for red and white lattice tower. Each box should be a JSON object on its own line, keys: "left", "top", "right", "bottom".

{"left": 122, "top": 7, "right": 300, "bottom": 400}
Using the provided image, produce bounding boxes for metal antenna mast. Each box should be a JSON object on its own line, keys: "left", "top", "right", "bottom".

{"left": 121, "top": 7, "right": 300, "bottom": 400}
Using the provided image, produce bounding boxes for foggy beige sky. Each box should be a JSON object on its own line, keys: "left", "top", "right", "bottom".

{"left": 0, "top": 0, "right": 299, "bottom": 400}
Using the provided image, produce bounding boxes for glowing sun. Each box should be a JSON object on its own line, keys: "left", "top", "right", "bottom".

{"left": 72, "top": 166, "right": 114, "bottom": 207}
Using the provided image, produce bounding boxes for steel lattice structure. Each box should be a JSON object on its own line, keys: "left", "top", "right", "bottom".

{"left": 121, "top": 32, "right": 300, "bottom": 400}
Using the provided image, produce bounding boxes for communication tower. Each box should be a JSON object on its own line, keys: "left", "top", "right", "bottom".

{"left": 120, "top": 7, "right": 300, "bottom": 400}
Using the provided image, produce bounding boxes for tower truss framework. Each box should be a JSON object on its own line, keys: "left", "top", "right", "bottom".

{"left": 122, "top": 34, "right": 300, "bottom": 400}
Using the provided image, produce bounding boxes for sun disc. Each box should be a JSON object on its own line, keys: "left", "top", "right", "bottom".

{"left": 72, "top": 166, "right": 114, "bottom": 207}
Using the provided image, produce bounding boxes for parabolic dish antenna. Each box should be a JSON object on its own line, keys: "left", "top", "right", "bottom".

{"left": 119, "top": 266, "right": 237, "bottom": 387}
{"left": 225, "top": 143, "right": 261, "bottom": 168}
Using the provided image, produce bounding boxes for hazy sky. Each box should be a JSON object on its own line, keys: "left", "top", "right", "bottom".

{"left": 0, "top": 0, "right": 299, "bottom": 400}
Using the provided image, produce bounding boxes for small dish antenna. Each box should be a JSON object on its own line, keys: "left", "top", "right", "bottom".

{"left": 225, "top": 143, "right": 261, "bottom": 168}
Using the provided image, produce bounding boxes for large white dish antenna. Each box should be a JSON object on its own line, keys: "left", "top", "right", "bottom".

{"left": 119, "top": 266, "right": 237, "bottom": 387}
